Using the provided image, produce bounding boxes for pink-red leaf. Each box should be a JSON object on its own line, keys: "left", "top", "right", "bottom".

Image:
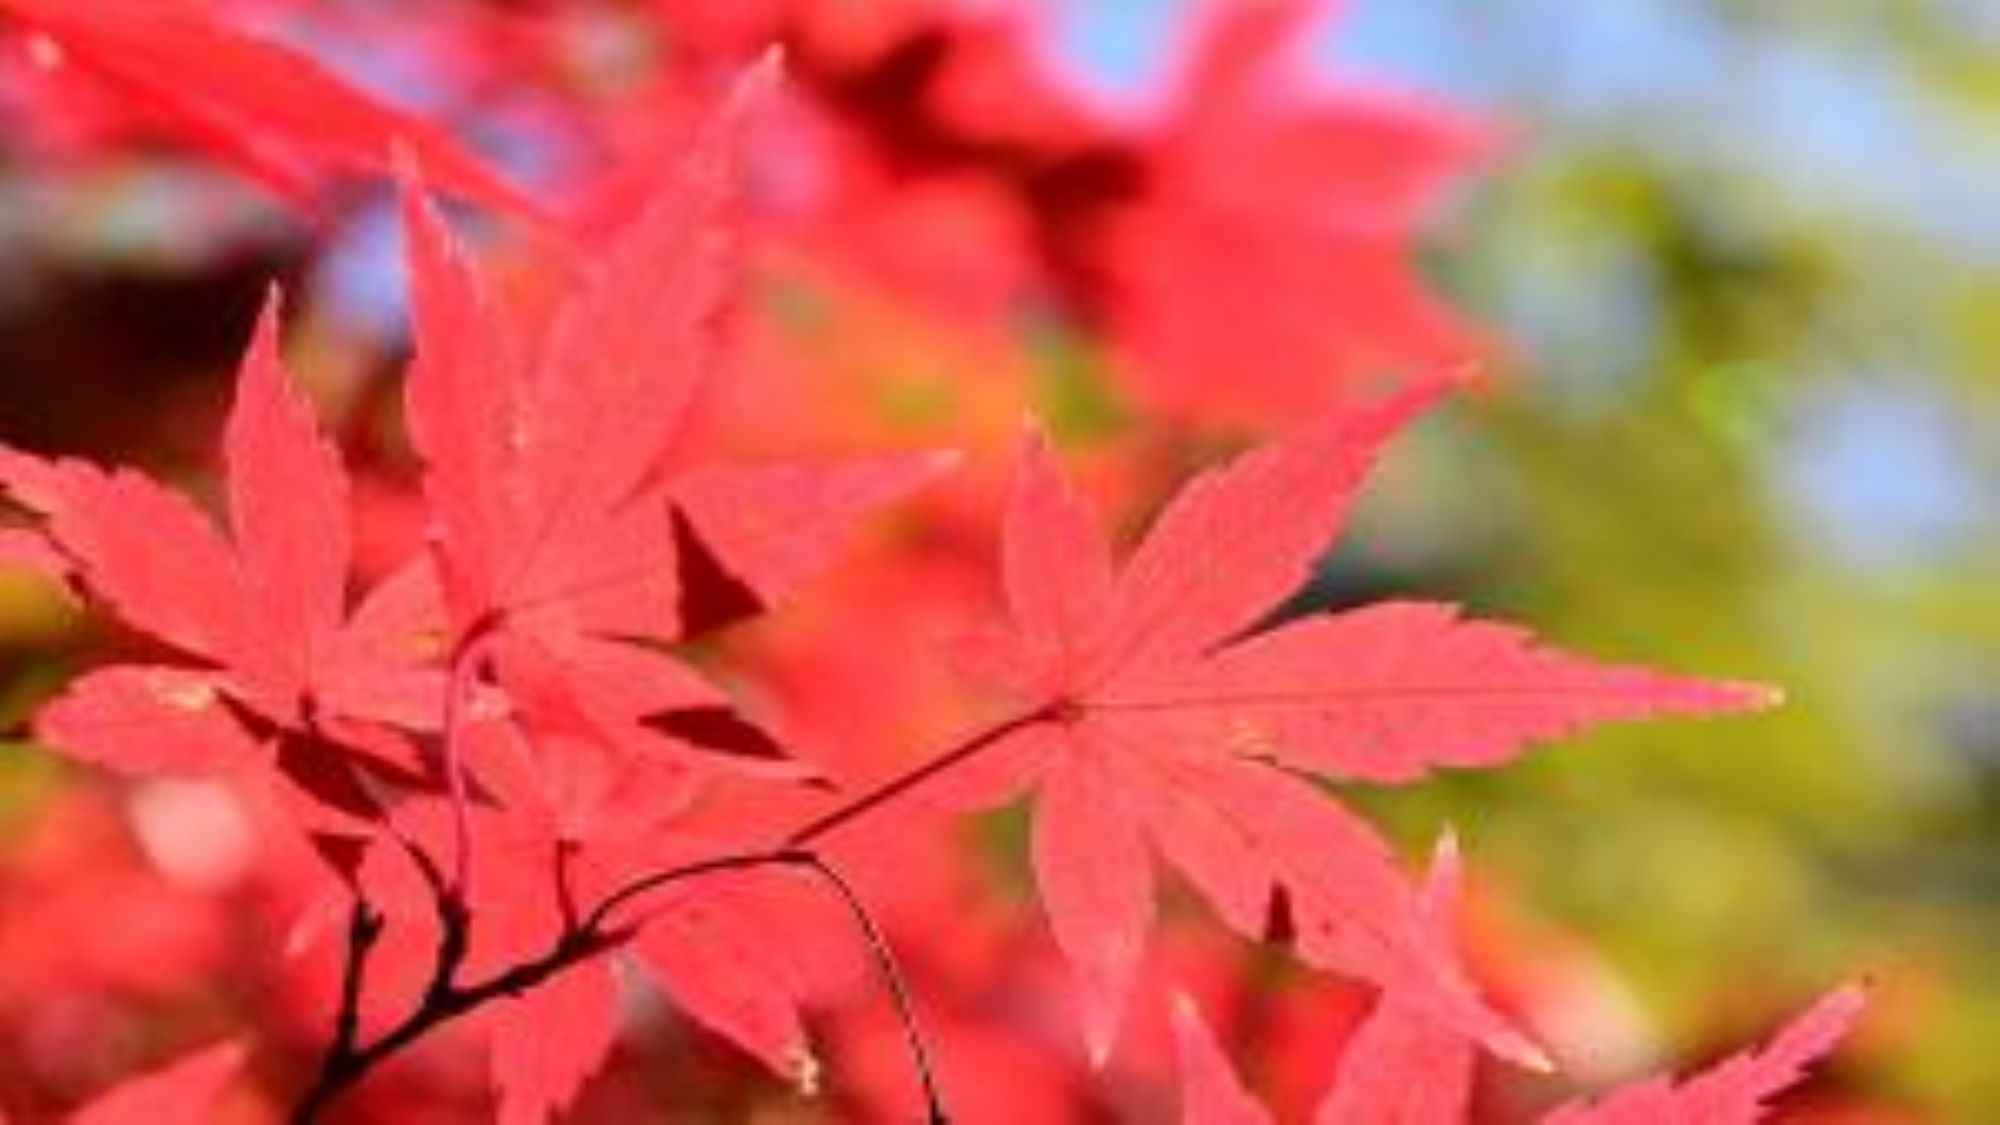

{"left": 1161, "top": 601, "right": 1776, "bottom": 784}
{"left": 953, "top": 382, "right": 1772, "bottom": 1062}
{"left": 224, "top": 290, "right": 351, "bottom": 710}
{"left": 1314, "top": 838, "right": 1479, "bottom": 1125}
{"left": 34, "top": 666, "right": 257, "bottom": 776}
{"left": 1543, "top": 985, "right": 1867, "bottom": 1125}
{"left": 1128, "top": 746, "right": 1539, "bottom": 1069}
{"left": 631, "top": 869, "right": 826, "bottom": 1081}
{"left": 7, "top": 296, "right": 439, "bottom": 847}
{"left": 0, "top": 0, "right": 548, "bottom": 222}
{"left": 396, "top": 163, "right": 531, "bottom": 629}
{"left": 1033, "top": 744, "right": 1154, "bottom": 1062}
{"left": 489, "top": 959, "right": 621, "bottom": 1125}
{"left": 1001, "top": 428, "right": 1114, "bottom": 694}
{"left": 522, "top": 54, "right": 774, "bottom": 524}
{"left": 399, "top": 58, "right": 778, "bottom": 647}
{"left": 1104, "top": 380, "right": 1444, "bottom": 669}
{"left": 0, "top": 447, "right": 247, "bottom": 662}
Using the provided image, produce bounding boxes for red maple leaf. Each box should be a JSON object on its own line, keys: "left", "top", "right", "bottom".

{"left": 1312, "top": 836, "right": 1481, "bottom": 1124}
{"left": 485, "top": 962, "right": 618, "bottom": 1125}
{"left": 0, "top": 0, "right": 548, "bottom": 222}
{"left": 1545, "top": 984, "right": 1868, "bottom": 1124}
{"left": 951, "top": 376, "right": 1775, "bottom": 1062}
{"left": 382, "top": 59, "right": 943, "bottom": 1110}
{"left": 1171, "top": 843, "right": 1863, "bottom": 1124}
{"left": 1175, "top": 977, "right": 1864, "bottom": 1125}
{"left": 1099, "top": 0, "right": 1493, "bottom": 425}
{"left": 0, "top": 294, "right": 438, "bottom": 836}
{"left": 399, "top": 55, "right": 950, "bottom": 810}
{"left": 402, "top": 53, "right": 948, "bottom": 653}
{"left": 1169, "top": 839, "right": 1477, "bottom": 1125}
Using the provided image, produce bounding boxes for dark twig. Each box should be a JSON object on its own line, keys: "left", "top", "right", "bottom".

{"left": 329, "top": 900, "right": 382, "bottom": 1062}
{"left": 581, "top": 849, "right": 799, "bottom": 936}
{"left": 554, "top": 839, "right": 582, "bottom": 934}
{"left": 783, "top": 706, "right": 1053, "bottom": 848}
{"left": 292, "top": 921, "right": 619, "bottom": 1124}
{"left": 292, "top": 708, "right": 1057, "bottom": 1122}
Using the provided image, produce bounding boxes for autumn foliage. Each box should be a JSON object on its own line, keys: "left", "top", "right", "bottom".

{"left": 0, "top": 3, "right": 1873, "bottom": 1123}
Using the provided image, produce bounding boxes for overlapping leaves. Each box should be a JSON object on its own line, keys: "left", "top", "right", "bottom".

{"left": 951, "top": 379, "right": 1774, "bottom": 1062}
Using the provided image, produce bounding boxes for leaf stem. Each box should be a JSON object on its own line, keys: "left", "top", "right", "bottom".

{"left": 438, "top": 613, "right": 503, "bottom": 893}
{"left": 787, "top": 851, "right": 951, "bottom": 1124}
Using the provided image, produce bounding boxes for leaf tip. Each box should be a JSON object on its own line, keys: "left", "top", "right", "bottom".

{"left": 784, "top": 1043, "right": 822, "bottom": 1098}
{"left": 248, "top": 281, "right": 287, "bottom": 353}
{"left": 1511, "top": 1039, "right": 1558, "bottom": 1075}
{"left": 1077, "top": 986, "right": 1128, "bottom": 1068}
{"left": 749, "top": 42, "right": 789, "bottom": 83}
{"left": 1083, "top": 1022, "right": 1117, "bottom": 1069}
{"left": 1741, "top": 680, "right": 1787, "bottom": 710}
{"left": 723, "top": 45, "right": 788, "bottom": 128}
{"left": 1699, "top": 677, "right": 1785, "bottom": 714}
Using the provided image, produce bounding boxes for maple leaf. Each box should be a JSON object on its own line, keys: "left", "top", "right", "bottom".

{"left": 398, "top": 62, "right": 769, "bottom": 826}
{"left": 1176, "top": 974, "right": 1864, "bottom": 1125}
{"left": 0, "top": 294, "right": 438, "bottom": 821}
{"left": 67, "top": 1039, "right": 243, "bottom": 1125}
{"left": 1172, "top": 841, "right": 1864, "bottom": 1125}
{"left": 397, "top": 57, "right": 766, "bottom": 653}
{"left": 1312, "top": 836, "right": 1480, "bottom": 1125}
{"left": 1545, "top": 984, "right": 1868, "bottom": 1125}
{"left": 628, "top": 861, "right": 840, "bottom": 1080}
{"left": 399, "top": 56, "right": 951, "bottom": 791}
{"left": 953, "top": 377, "right": 1775, "bottom": 1062}
{"left": 351, "top": 799, "right": 848, "bottom": 1108}
{"left": 0, "top": 0, "right": 549, "bottom": 223}
{"left": 385, "top": 61, "right": 946, "bottom": 1110}
{"left": 1099, "top": 0, "right": 1493, "bottom": 425}
{"left": 1171, "top": 838, "right": 1477, "bottom": 1125}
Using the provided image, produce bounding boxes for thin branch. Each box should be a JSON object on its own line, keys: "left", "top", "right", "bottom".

{"left": 783, "top": 706, "right": 1054, "bottom": 848}
{"left": 293, "top": 898, "right": 384, "bottom": 1124}
{"left": 787, "top": 852, "right": 950, "bottom": 1125}
{"left": 330, "top": 901, "right": 382, "bottom": 1059}
{"left": 291, "top": 708, "right": 1053, "bottom": 1121}
{"left": 424, "top": 886, "right": 472, "bottom": 1004}
{"left": 582, "top": 849, "right": 797, "bottom": 936}
{"left": 588, "top": 849, "right": 950, "bottom": 1123}
{"left": 292, "top": 923, "right": 618, "bottom": 1124}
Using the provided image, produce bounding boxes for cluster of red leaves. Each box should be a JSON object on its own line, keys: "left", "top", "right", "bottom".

{"left": 0, "top": 2, "right": 1876, "bottom": 1123}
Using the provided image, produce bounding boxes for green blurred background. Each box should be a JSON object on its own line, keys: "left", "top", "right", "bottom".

{"left": 1342, "top": 2, "right": 2000, "bottom": 1115}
